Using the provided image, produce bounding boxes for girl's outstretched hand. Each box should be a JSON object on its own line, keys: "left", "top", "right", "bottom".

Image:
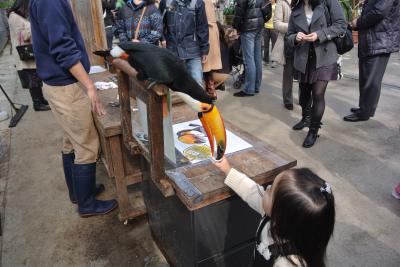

{"left": 213, "top": 156, "right": 232, "bottom": 176}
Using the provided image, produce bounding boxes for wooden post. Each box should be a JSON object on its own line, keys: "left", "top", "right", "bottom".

{"left": 70, "top": 0, "right": 107, "bottom": 65}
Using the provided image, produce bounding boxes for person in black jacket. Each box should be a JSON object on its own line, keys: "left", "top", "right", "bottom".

{"left": 159, "top": 0, "right": 209, "bottom": 87}
{"left": 102, "top": 0, "right": 117, "bottom": 49}
{"left": 232, "top": 0, "right": 271, "bottom": 97}
{"left": 343, "top": 0, "right": 400, "bottom": 122}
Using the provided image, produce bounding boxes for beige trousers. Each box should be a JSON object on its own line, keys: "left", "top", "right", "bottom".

{"left": 43, "top": 83, "right": 100, "bottom": 164}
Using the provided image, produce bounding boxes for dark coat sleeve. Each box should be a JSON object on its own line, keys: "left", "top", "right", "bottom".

{"left": 356, "top": 0, "right": 395, "bottom": 30}
{"left": 316, "top": 0, "right": 347, "bottom": 43}
{"left": 287, "top": 12, "right": 298, "bottom": 47}
{"left": 196, "top": 0, "right": 210, "bottom": 56}
{"left": 115, "top": 6, "right": 129, "bottom": 43}
{"left": 233, "top": 0, "right": 246, "bottom": 31}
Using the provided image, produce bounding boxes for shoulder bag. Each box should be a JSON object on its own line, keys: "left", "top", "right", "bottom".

{"left": 322, "top": 0, "right": 353, "bottom": 55}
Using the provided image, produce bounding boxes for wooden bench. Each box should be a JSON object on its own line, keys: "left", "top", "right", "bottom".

{"left": 82, "top": 72, "right": 146, "bottom": 222}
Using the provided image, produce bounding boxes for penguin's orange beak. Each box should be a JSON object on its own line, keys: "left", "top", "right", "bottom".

{"left": 198, "top": 104, "right": 226, "bottom": 161}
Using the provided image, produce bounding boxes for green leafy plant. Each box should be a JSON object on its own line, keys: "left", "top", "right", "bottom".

{"left": 339, "top": 0, "right": 352, "bottom": 22}
{"left": 0, "top": 0, "right": 15, "bottom": 9}
{"left": 116, "top": 0, "right": 126, "bottom": 9}
{"left": 339, "top": 0, "right": 363, "bottom": 22}
{"left": 223, "top": 0, "right": 236, "bottom": 16}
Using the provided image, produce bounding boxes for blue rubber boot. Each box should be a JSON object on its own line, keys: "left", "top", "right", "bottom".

{"left": 73, "top": 163, "right": 118, "bottom": 217}
{"left": 62, "top": 153, "right": 105, "bottom": 204}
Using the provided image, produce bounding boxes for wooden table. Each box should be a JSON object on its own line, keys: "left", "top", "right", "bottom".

{"left": 82, "top": 72, "right": 146, "bottom": 221}
{"left": 117, "top": 70, "right": 297, "bottom": 266}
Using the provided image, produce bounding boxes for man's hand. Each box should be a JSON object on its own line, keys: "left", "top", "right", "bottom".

{"left": 87, "top": 87, "right": 106, "bottom": 116}
{"left": 296, "top": 32, "right": 307, "bottom": 43}
{"left": 68, "top": 62, "right": 106, "bottom": 116}
{"left": 202, "top": 55, "right": 208, "bottom": 63}
{"left": 213, "top": 156, "right": 231, "bottom": 176}
{"left": 303, "top": 32, "right": 318, "bottom": 42}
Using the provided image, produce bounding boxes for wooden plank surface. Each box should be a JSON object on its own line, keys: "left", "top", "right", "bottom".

{"left": 166, "top": 103, "right": 297, "bottom": 210}
{"left": 70, "top": 0, "right": 106, "bottom": 66}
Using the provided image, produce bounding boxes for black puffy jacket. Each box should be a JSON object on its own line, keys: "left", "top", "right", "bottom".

{"left": 357, "top": 0, "right": 400, "bottom": 58}
{"left": 233, "top": 0, "right": 272, "bottom": 32}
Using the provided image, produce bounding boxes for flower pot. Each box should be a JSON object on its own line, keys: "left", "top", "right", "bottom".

{"left": 224, "top": 15, "right": 235, "bottom": 26}
{"left": 352, "top": 30, "right": 358, "bottom": 44}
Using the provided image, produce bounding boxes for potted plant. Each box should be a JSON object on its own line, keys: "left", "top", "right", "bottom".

{"left": 223, "top": 0, "right": 235, "bottom": 25}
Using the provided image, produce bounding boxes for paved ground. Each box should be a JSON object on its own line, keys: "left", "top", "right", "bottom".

{"left": 0, "top": 44, "right": 399, "bottom": 267}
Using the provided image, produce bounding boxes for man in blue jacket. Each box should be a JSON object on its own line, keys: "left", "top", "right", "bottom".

{"left": 344, "top": 0, "right": 400, "bottom": 122}
{"left": 159, "top": 0, "right": 209, "bottom": 87}
{"left": 29, "top": 0, "right": 117, "bottom": 217}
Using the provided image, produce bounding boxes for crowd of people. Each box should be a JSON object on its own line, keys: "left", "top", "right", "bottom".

{"left": 4, "top": 0, "right": 400, "bottom": 266}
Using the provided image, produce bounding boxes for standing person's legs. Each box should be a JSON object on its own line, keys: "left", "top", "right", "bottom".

{"left": 26, "top": 69, "right": 50, "bottom": 111}
{"left": 282, "top": 57, "right": 294, "bottom": 107}
{"left": 235, "top": 31, "right": 256, "bottom": 96}
{"left": 293, "top": 82, "right": 312, "bottom": 130}
{"left": 43, "top": 83, "right": 117, "bottom": 216}
{"left": 359, "top": 54, "right": 390, "bottom": 117}
{"left": 270, "top": 29, "right": 279, "bottom": 67}
{"left": 105, "top": 26, "right": 114, "bottom": 49}
{"left": 303, "top": 80, "right": 328, "bottom": 148}
{"left": 270, "top": 29, "right": 278, "bottom": 51}
{"left": 43, "top": 83, "right": 99, "bottom": 164}
{"left": 263, "top": 28, "right": 271, "bottom": 62}
{"left": 254, "top": 29, "right": 263, "bottom": 93}
{"left": 185, "top": 57, "right": 204, "bottom": 87}
{"left": 310, "top": 80, "right": 328, "bottom": 123}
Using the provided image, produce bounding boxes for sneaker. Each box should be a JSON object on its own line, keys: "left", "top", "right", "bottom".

{"left": 392, "top": 183, "right": 400, "bottom": 199}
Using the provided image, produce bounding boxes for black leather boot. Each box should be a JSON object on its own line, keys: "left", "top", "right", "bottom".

{"left": 302, "top": 122, "right": 322, "bottom": 148}
{"left": 73, "top": 163, "right": 117, "bottom": 217}
{"left": 33, "top": 99, "right": 50, "bottom": 111}
{"left": 293, "top": 107, "right": 311, "bottom": 130}
{"left": 63, "top": 153, "right": 105, "bottom": 204}
{"left": 40, "top": 98, "right": 49, "bottom": 106}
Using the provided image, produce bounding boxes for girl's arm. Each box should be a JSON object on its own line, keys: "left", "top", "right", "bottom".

{"left": 225, "top": 169, "right": 266, "bottom": 216}
{"left": 214, "top": 157, "right": 266, "bottom": 215}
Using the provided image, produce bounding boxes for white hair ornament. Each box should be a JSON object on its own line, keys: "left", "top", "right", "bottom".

{"left": 320, "top": 183, "right": 332, "bottom": 194}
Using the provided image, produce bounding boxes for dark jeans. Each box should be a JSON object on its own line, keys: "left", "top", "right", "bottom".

{"left": 263, "top": 28, "right": 278, "bottom": 63}
{"left": 358, "top": 53, "right": 391, "bottom": 117}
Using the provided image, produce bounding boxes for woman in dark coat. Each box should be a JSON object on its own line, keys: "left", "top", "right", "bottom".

{"left": 8, "top": 0, "right": 50, "bottom": 111}
{"left": 287, "top": 0, "right": 346, "bottom": 147}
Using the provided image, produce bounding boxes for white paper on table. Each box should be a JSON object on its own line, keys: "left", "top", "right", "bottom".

{"left": 173, "top": 119, "right": 253, "bottom": 164}
{"left": 94, "top": 81, "right": 118, "bottom": 90}
{"left": 89, "top": 65, "right": 107, "bottom": 74}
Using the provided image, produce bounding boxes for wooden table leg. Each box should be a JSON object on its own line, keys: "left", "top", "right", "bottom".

{"left": 109, "top": 135, "right": 146, "bottom": 221}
